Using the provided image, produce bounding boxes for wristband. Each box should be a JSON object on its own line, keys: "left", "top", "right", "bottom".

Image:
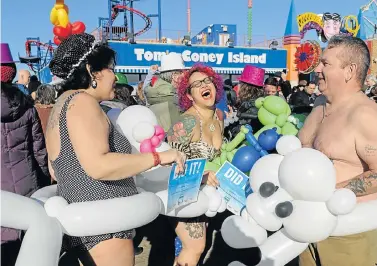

{"left": 152, "top": 152, "right": 161, "bottom": 167}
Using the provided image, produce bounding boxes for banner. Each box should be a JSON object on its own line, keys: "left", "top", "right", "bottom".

{"left": 167, "top": 159, "right": 206, "bottom": 213}
{"left": 109, "top": 42, "right": 287, "bottom": 70}
{"left": 216, "top": 161, "right": 253, "bottom": 215}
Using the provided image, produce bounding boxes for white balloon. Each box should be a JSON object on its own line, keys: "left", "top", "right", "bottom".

{"left": 205, "top": 210, "right": 217, "bottom": 217}
{"left": 133, "top": 122, "right": 155, "bottom": 142}
{"left": 156, "top": 142, "right": 171, "bottom": 152}
{"left": 221, "top": 215, "right": 267, "bottom": 248}
{"left": 331, "top": 199, "right": 377, "bottom": 236}
{"left": 47, "top": 192, "right": 161, "bottom": 236}
{"left": 262, "top": 188, "right": 293, "bottom": 213}
{"left": 249, "top": 154, "right": 284, "bottom": 192}
{"left": 282, "top": 201, "right": 337, "bottom": 243}
{"left": 156, "top": 190, "right": 209, "bottom": 218}
{"left": 279, "top": 148, "right": 336, "bottom": 201}
{"left": 117, "top": 105, "right": 159, "bottom": 148}
{"left": 44, "top": 196, "right": 69, "bottom": 218}
{"left": 326, "top": 189, "right": 357, "bottom": 215}
{"left": 228, "top": 262, "right": 247, "bottom": 266}
{"left": 275, "top": 135, "right": 302, "bottom": 156}
{"left": 31, "top": 185, "right": 58, "bottom": 203}
{"left": 257, "top": 229, "right": 309, "bottom": 266}
{"left": 202, "top": 185, "right": 222, "bottom": 212}
{"left": 217, "top": 197, "right": 227, "bottom": 213}
{"left": 246, "top": 193, "right": 282, "bottom": 232}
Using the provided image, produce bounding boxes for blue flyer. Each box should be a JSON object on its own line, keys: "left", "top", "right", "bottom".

{"left": 216, "top": 161, "right": 253, "bottom": 215}
{"left": 167, "top": 158, "right": 206, "bottom": 213}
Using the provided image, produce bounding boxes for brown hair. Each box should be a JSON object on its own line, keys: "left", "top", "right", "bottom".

{"left": 137, "top": 81, "right": 145, "bottom": 101}
{"left": 238, "top": 81, "right": 264, "bottom": 104}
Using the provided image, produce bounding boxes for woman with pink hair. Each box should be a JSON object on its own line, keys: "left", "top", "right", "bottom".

{"left": 167, "top": 64, "right": 224, "bottom": 266}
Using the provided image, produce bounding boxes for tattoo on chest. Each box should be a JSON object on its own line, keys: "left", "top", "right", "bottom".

{"left": 185, "top": 222, "right": 205, "bottom": 239}
{"left": 365, "top": 145, "right": 377, "bottom": 157}
{"left": 167, "top": 115, "right": 196, "bottom": 144}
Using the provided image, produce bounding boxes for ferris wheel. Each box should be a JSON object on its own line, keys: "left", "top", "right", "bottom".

{"left": 361, "top": 0, "right": 377, "bottom": 39}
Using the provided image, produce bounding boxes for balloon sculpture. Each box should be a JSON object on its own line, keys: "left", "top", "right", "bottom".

{"left": 254, "top": 96, "right": 300, "bottom": 138}
{"left": 221, "top": 135, "right": 377, "bottom": 266}
{"left": 50, "top": 0, "right": 86, "bottom": 45}
{"left": 208, "top": 125, "right": 279, "bottom": 174}
{"left": 116, "top": 105, "right": 226, "bottom": 218}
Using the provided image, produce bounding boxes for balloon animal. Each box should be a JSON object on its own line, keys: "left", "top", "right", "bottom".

{"left": 208, "top": 125, "right": 274, "bottom": 173}
{"left": 50, "top": 0, "right": 86, "bottom": 45}
{"left": 1, "top": 184, "right": 162, "bottom": 266}
{"left": 221, "top": 135, "right": 377, "bottom": 266}
{"left": 254, "top": 96, "right": 299, "bottom": 138}
{"left": 116, "top": 105, "right": 226, "bottom": 218}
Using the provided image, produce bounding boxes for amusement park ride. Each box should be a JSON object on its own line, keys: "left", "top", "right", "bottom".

{"left": 18, "top": 0, "right": 377, "bottom": 78}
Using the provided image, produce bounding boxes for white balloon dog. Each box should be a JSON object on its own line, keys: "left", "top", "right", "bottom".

{"left": 221, "top": 135, "right": 377, "bottom": 266}
{"left": 117, "top": 105, "right": 225, "bottom": 218}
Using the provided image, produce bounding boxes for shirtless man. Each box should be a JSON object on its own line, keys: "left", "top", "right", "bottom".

{"left": 298, "top": 36, "right": 377, "bottom": 266}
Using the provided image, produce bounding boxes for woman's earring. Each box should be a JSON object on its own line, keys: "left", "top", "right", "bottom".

{"left": 91, "top": 80, "right": 97, "bottom": 89}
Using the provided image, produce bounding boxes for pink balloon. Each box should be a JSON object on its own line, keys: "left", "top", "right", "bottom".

{"left": 151, "top": 136, "right": 161, "bottom": 146}
{"left": 155, "top": 125, "right": 165, "bottom": 136}
{"left": 140, "top": 139, "right": 154, "bottom": 153}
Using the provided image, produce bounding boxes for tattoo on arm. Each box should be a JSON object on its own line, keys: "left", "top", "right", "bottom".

{"left": 167, "top": 115, "right": 196, "bottom": 145}
{"left": 185, "top": 222, "right": 205, "bottom": 239}
{"left": 341, "top": 171, "right": 377, "bottom": 196}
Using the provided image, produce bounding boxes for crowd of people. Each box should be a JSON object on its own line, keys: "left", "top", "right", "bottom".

{"left": 1, "top": 33, "right": 377, "bottom": 266}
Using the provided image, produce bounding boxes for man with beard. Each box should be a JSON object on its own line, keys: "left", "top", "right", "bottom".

{"left": 298, "top": 36, "right": 377, "bottom": 266}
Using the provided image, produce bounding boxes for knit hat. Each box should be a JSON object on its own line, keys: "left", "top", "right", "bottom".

{"left": 49, "top": 33, "right": 98, "bottom": 80}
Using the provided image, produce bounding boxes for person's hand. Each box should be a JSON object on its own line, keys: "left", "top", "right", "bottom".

{"left": 150, "top": 65, "right": 159, "bottom": 72}
{"left": 224, "top": 105, "right": 234, "bottom": 119}
{"left": 202, "top": 171, "right": 219, "bottom": 187}
{"left": 159, "top": 149, "right": 186, "bottom": 174}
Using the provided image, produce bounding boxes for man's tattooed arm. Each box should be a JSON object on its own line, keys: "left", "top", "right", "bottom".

{"left": 337, "top": 171, "right": 377, "bottom": 196}
{"left": 337, "top": 144, "right": 377, "bottom": 197}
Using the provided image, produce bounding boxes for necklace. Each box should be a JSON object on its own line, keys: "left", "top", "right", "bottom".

{"left": 193, "top": 106, "right": 216, "bottom": 132}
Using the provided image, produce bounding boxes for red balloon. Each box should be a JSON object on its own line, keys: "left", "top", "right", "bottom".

{"left": 71, "top": 21, "right": 86, "bottom": 34}
{"left": 54, "top": 35, "right": 62, "bottom": 45}
{"left": 53, "top": 24, "right": 72, "bottom": 39}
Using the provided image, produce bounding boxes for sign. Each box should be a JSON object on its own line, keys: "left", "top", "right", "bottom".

{"left": 297, "top": 12, "right": 324, "bottom": 32}
{"left": 216, "top": 161, "right": 253, "bottom": 215}
{"left": 109, "top": 42, "right": 287, "bottom": 70}
{"left": 167, "top": 158, "right": 206, "bottom": 213}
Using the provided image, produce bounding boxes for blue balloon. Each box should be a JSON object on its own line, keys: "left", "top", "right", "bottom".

{"left": 232, "top": 146, "right": 261, "bottom": 173}
{"left": 258, "top": 128, "right": 280, "bottom": 151}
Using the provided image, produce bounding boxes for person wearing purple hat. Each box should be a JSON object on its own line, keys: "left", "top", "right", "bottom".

{"left": 1, "top": 43, "right": 50, "bottom": 266}
{"left": 225, "top": 65, "right": 265, "bottom": 138}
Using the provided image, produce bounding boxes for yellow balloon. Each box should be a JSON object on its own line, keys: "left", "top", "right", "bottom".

{"left": 50, "top": 7, "right": 59, "bottom": 26}
{"left": 57, "top": 8, "right": 69, "bottom": 27}
{"left": 64, "top": 4, "right": 69, "bottom": 15}
{"left": 343, "top": 15, "right": 360, "bottom": 37}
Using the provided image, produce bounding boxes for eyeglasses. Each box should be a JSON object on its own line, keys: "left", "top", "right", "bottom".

{"left": 189, "top": 77, "right": 213, "bottom": 89}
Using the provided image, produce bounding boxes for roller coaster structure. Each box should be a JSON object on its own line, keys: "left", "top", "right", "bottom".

{"left": 102, "top": 0, "right": 162, "bottom": 42}
{"left": 19, "top": 38, "right": 56, "bottom": 80}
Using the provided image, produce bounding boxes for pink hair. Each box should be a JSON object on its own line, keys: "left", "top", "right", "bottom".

{"left": 177, "top": 64, "right": 224, "bottom": 111}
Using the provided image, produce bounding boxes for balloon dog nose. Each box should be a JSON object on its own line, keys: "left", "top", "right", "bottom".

{"left": 259, "top": 182, "right": 278, "bottom": 198}
{"left": 275, "top": 201, "right": 293, "bottom": 218}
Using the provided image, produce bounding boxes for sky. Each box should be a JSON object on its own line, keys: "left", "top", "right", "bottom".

{"left": 1, "top": 0, "right": 369, "bottom": 73}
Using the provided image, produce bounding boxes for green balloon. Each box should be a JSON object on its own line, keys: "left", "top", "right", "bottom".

{"left": 276, "top": 113, "right": 289, "bottom": 127}
{"left": 258, "top": 107, "right": 277, "bottom": 126}
{"left": 281, "top": 122, "right": 299, "bottom": 136}
{"left": 263, "top": 96, "right": 290, "bottom": 116}
{"left": 255, "top": 97, "right": 264, "bottom": 109}
{"left": 213, "top": 156, "right": 221, "bottom": 165}
{"left": 205, "top": 161, "right": 221, "bottom": 172}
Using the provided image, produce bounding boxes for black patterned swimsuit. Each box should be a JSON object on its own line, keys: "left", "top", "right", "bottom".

{"left": 51, "top": 91, "right": 138, "bottom": 251}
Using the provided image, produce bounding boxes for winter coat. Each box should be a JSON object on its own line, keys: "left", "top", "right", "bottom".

{"left": 1, "top": 84, "right": 50, "bottom": 244}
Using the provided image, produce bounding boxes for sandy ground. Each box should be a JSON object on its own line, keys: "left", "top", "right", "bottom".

{"left": 134, "top": 212, "right": 300, "bottom": 266}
